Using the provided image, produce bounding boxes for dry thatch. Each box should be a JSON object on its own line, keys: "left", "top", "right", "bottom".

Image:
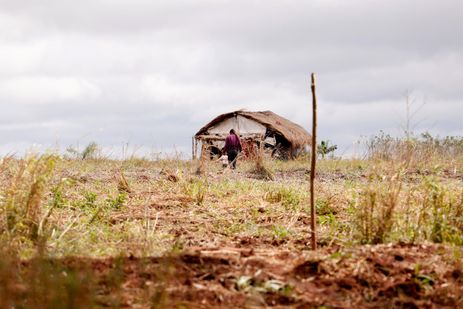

{"left": 195, "top": 110, "right": 311, "bottom": 149}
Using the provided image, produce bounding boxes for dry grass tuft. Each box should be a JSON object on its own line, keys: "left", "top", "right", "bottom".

{"left": 0, "top": 155, "right": 57, "bottom": 244}
{"left": 117, "top": 171, "right": 131, "bottom": 193}
{"left": 250, "top": 145, "right": 274, "bottom": 180}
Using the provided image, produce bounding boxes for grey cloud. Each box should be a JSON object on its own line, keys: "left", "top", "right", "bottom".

{"left": 0, "top": 0, "right": 462, "bottom": 156}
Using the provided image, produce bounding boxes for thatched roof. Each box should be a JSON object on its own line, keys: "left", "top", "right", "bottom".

{"left": 195, "top": 110, "right": 311, "bottom": 148}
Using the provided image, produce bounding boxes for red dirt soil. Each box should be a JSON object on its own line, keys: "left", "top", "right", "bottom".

{"left": 10, "top": 244, "right": 463, "bottom": 308}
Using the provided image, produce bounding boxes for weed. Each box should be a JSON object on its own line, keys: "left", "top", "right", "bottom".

{"left": 316, "top": 197, "right": 336, "bottom": 215}
{"left": 117, "top": 171, "right": 131, "bottom": 193}
{"left": 82, "top": 142, "right": 100, "bottom": 160}
{"left": 37, "top": 178, "right": 71, "bottom": 239}
{"left": 264, "top": 186, "right": 302, "bottom": 210}
{"left": 0, "top": 155, "right": 57, "bottom": 244}
{"left": 183, "top": 178, "right": 208, "bottom": 205}
{"left": 318, "top": 140, "right": 337, "bottom": 159}
{"left": 106, "top": 192, "right": 128, "bottom": 210}
{"left": 66, "top": 141, "right": 101, "bottom": 160}
{"left": 418, "top": 178, "right": 463, "bottom": 244}
{"left": 272, "top": 225, "right": 290, "bottom": 240}
{"left": 250, "top": 145, "right": 275, "bottom": 180}
{"left": 78, "top": 191, "right": 98, "bottom": 210}
{"left": 50, "top": 178, "right": 71, "bottom": 209}
{"left": 352, "top": 169, "right": 403, "bottom": 244}
{"left": 319, "top": 213, "right": 336, "bottom": 226}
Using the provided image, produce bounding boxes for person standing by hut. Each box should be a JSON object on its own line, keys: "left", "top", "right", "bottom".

{"left": 223, "top": 129, "right": 242, "bottom": 169}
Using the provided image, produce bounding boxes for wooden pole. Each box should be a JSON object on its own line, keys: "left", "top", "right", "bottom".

{"left": 310, "top": 73, "right": 318, "bottom": 250}
{"left": 192, "top": 136, "right": 195, "bottom": 160}
{"left": 194, "top": 138, "right": 198, "bottom": 160}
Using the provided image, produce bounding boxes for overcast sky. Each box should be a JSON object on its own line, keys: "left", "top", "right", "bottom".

{"left": 1, "top": 0, "right": 462, "bottom": 157}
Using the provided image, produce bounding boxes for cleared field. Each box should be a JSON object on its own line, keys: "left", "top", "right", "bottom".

{"left": 0, "top": 150, "right": 462, "bottom": 307}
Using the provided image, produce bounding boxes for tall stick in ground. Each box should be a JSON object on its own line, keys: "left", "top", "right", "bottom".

{"left": 310, "top": 73, "right": 318, "bottom": 250}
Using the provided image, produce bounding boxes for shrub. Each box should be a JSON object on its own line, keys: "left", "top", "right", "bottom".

{"left": 418, "top": 178, "right": 463, "bottom": 244}
{"left": 366, "top": 132, "right": 463, "bottom": 165}
{"left": 66, "top": 142, "right": 101, "bottom": 160}
{"left": 352, "top": 171, "right": 403, "bottom": 244}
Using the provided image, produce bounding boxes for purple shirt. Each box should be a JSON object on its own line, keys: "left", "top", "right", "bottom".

{"left": 224, "top": 134, "right": 242, "bottom": 152}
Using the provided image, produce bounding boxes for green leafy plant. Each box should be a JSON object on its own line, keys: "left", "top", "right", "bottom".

{"left": 106, "top": 192, "right": 127, "bottom": 210}
{"left": 183, "top": 178, "right": 208, "bottom": 205}
{"left": 82, "top": 142, "right": 99, "bottom": 160}
{"left": 66, "top": 142, "right": 100, "bottom": 160}
{"left": 272, "top": 225, "right": 290, "bottom": 240}
{"left": 318, "top": 140, "right": 337, "bottom": 158}
{"left": 264, "top": 186, "right": 302, "bottom": 210}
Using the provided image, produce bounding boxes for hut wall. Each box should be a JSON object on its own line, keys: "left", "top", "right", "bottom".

{"left": 208, "top": 115, "right": 266, "bottom": 135}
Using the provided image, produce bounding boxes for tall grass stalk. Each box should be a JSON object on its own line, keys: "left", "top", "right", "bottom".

{"left": 0, "top": 155, "right": 57, "bottom": 245}
{"left": 251, "top": 143, "right": 274, "bottom": 180}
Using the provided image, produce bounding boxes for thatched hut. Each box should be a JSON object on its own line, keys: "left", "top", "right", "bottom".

{"left": 193, "top": 110, "right": 311, "bottom": 159}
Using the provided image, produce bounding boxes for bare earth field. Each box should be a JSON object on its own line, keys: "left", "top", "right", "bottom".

{"left": 1, "top": 156, "right": 462, "bottom": 308}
